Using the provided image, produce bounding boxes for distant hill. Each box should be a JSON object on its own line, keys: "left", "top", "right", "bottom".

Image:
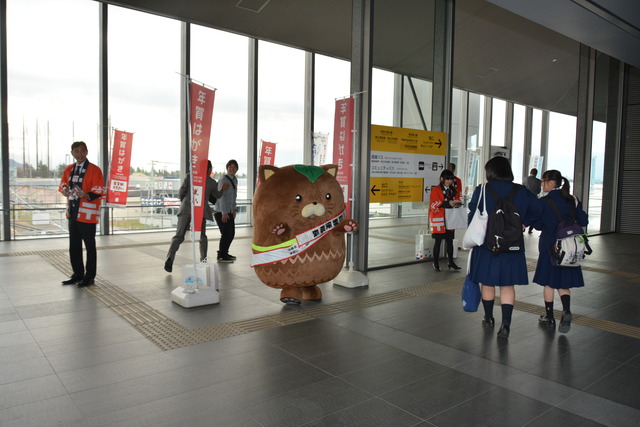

{"left": 9, "top": 159, "right": 23, "bottom": 169}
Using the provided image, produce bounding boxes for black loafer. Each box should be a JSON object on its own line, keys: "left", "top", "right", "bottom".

{"left": 76, "top": 279, "right": 95, "bottom": 288}
{"left": 558, "top": 311, "right": 572, "bottom": 333}
{"left": 497, "top": 324, "right": 510, "bottom": 339}
{"left": 164, "top": 259, "right": 173, "bottom": 273}
{"left": 62, "top": 276, "right": 82, "bottom": 285}
{"left": 482, "top": 317, "right": 495, "bottom": 328}
{"left": 538, "top": 315, "right": 556, "bottom": 329}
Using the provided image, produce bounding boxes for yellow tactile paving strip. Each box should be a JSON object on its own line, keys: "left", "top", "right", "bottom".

{"left": 8, "top": 249, "right": 640, "bottom": 350}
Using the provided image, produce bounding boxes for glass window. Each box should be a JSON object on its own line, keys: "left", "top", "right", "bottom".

{"left": 531, "top": 108, "right": 543, "bottom": 156}
{"left": 258, "top": 41, "right": 305, "bottom": 166}
{"left": 490, "top": 99, "right": 506, "bottom": 146}
{"left": 547, "top": 112, "right": 576, "bottom": 182}
{"left": 401, "top": 76, "right": 432, "bottom": 130}
{"left": 371, "top": 68, "right": 395, "bottom": 126}
{"left": 108, "top": 6, "right": 181, "bottom": 233}
{"left": 192, "top": 26, "right": 249, "bottom": 222}
{"left": 7, "top": 0, "right": 99, "bottom": 238}
{"left": 511, "top": 104, "right": 526, "bottom": 183}
{"left": 314, "top": 54, "right": 350, "bottom": 165}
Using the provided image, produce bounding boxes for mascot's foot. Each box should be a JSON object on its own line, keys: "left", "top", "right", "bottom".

{"left": 301, "top": 286, "right": 322, "bottom": 301}
{"left": 280, "top": 288, "right": 302, "bottom": 305}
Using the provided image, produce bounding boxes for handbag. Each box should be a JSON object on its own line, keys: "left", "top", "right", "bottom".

{"left": 462, "top": 274, "right": 481, "bottom": 312}
{"left": 445, "top": 207, "right": 467, "bottom": 230}
{"left": 461, "top": 248, "right": 481, "bottom": 312}
{"left": 462, "top": 184, "right": 487, "bottom": 249}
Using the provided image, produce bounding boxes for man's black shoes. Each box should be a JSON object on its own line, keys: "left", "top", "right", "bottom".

{"left": 62, "top": 275, "right": 82, "bottom": 285}
{"left": 164, "top": 258, "right": 173, "bottom": 273}
{"left": 76, "top": 278, "right": 95, "bottom": 288}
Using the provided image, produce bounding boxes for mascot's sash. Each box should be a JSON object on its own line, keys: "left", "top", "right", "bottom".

{"left": 251, "top": 210, "right": 346, "bottom": 267}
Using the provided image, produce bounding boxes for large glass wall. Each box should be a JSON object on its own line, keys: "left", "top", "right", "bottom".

{"left": 6, "top": 0, "right": 99, "bottom": 238}
{"left": 108, "top": 7, "right": 181, "bottom": 233}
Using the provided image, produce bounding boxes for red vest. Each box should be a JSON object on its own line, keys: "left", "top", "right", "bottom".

{"left": 59, "top": 162, "right": 106, "bottom": 223}
{"left": 429, "top": 184, "right": 461, "bottom": 234}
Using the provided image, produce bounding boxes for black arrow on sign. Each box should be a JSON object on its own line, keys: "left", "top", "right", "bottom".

{"left": 371, "top": 185, "right": 380, "bottom": 196}
{"left": 435, "top": 139, "right": 443, "bottom": 148}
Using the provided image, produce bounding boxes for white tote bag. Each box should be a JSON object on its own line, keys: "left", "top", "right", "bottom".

{"left": 445, "top": 207, "right": 467, "bottom": 230}
{"left": 462, "top": 184, "right": 488, "bottom": 249}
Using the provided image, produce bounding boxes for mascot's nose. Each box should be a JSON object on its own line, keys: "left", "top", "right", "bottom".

{"left": 301, "top": 202, "right": 326, "bottom": 218}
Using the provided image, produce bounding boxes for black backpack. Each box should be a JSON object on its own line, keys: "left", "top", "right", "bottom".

{"left": 484, "top": 184, "right": 524, "bottom": 254}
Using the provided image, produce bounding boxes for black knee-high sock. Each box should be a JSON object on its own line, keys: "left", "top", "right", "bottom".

{"left": 482, "top": 298, "right": 494, "bottom": 319}
{"left": 501, "top": 304, "right": 514, "bottom": 326}
{"left": 545, "top": 301, "right": 554, "bottom": 319}
{"left": 560, "top": 294, "right": 571, "bottom": 313}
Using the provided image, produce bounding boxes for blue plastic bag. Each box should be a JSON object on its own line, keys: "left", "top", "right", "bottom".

{"left": 462, "top": 274, "right": 481, "bottom": 312}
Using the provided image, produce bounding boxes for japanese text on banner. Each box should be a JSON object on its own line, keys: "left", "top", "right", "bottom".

{"left": 189, "top": 82, "right": 215, "bottom": 232}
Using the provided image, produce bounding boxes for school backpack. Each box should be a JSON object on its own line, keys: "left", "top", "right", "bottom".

{"left": 484, "top": 184, "right": 524, "bottom": 254}
{"left": 545, "top": 196, "right": 592, "bottom": 267}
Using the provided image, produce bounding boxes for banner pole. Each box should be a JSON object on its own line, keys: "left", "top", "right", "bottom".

{"left": 334, "top": 91, "right": 368, "bottom": 288}
{"left": 187, "top": 76, "right": 198, "bottom": 293}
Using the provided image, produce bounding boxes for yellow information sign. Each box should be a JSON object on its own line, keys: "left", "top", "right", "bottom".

{"left": 370, "top": 177, "right": 425, "bottom": 203}
{"left": 371, "top": 125, "right": 447, "bottom": 156}
{"left": 370, "top": 125, "right": 448, "bottom": 203}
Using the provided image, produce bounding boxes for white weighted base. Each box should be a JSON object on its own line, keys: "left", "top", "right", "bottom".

{"left": 171, "top": 286, "right": 220, "bottom": 308}
{"left": 333, "top": 268, "right": 369, "bottom": 288}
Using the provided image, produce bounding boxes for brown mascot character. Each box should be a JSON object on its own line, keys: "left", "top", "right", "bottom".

{"left": 251, "top": 164, "right": 358, "bottom": 304}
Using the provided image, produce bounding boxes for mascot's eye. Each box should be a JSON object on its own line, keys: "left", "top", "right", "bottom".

{"left": 325, "top": 193, "right": 331, "bottom": 200}
{"left": 295, "top": 195, "right": 302, "bottom": 202}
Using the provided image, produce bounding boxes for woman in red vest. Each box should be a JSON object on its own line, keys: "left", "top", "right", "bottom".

{"left": 429, "top": 169, "right": 462, "bottom": 272}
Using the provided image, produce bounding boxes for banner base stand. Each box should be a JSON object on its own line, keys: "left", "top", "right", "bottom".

{"left": 334, "top": 268, "right": 369, "bottom": 288}
{"left": 171, "top": 287, "right": 220, "bottom": 308}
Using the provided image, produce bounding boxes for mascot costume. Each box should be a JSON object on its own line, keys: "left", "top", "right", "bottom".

{"left": 251, "top": 164, "right": 358, "bottom": 304}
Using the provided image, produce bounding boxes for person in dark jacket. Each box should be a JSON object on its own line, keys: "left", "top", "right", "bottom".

{"left": 164, "top": 160, "right": 229, "bottom": 272}
{"left": 467, "top": 156, "right": 541, "bottom": 339}
{"left": 533, "top": 170, "right": 588, "bottom": 333}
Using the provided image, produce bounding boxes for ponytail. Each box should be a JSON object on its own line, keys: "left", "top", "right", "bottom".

{"left": 559, "top": 177, "right": 573, "bottom": 202}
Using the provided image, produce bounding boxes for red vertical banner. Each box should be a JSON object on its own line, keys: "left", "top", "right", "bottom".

{"left": 189, "top": 81, "right": 216, "bottom": 232}
{"left": 332, "top": 97, "right": 354, "bottom": 217}
{"left": 259, "top": 141, "right": 277, "bottom": 166}
{"left": 106, "top": 130, "right": 134, "bottom": 206}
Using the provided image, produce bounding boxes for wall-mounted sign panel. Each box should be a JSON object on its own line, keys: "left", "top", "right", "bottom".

{"left": 370, "top": 125, "right": 447, "bottom": 203}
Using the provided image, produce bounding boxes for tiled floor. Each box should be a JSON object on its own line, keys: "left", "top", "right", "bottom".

{"left": 0, "top": 225, "right": 639, "bottom": 426}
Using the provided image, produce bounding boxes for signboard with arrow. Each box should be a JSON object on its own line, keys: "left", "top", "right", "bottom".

{"left": 370, "top": 125, "right": 447, "bottom": 203}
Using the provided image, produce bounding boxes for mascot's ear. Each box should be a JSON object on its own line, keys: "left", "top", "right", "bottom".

{"left": 321, "top": 164, "right": 338, "bottom": 177}
{"left": 259, "top": 165, "right": 280, "bottom": 182}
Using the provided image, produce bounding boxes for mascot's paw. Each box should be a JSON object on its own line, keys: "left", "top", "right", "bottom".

{"left": 272, "top": 224, "right": 288, "bottom": 236}
{"left": 280, "top": 288, "right": 302, "bottom": 305}
{"left": 301, "top": 285, "right": 322, "bottom": 301}
{"left": 343, "top": 220, "right": 358, "bottom": 233}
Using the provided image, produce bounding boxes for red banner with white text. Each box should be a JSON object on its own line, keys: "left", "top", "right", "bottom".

{"left": 332, "top": 97, "right": 354, "bottom": 217}
{"left": 260, "top": 141, "right": 277, "bottom": 166}
{"left": 106, "top": 130, "right": 134, "bottom": 206}
{"left": 189, "top": 81, "right": 216, "bottom": 232}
